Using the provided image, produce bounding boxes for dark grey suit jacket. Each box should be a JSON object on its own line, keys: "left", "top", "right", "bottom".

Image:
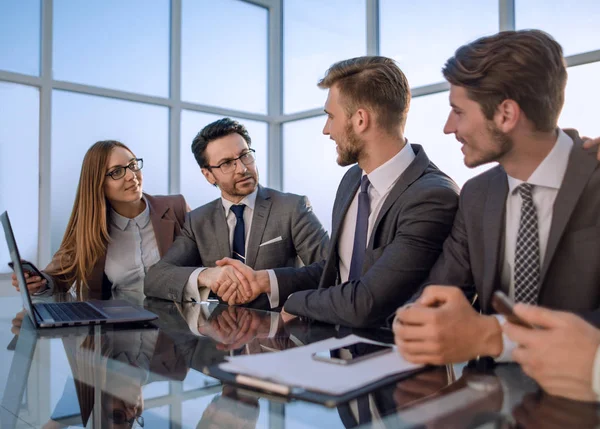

{"left": 144, "top": 185, "right": 329, "bottom": 308}
{"left": 425, "top": 130, "right": 600, "bottom": 325}
{"left": 278, "top": 144, "right": 460, "bottom": 327}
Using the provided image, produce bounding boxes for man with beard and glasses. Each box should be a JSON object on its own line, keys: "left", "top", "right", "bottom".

{"left": 145, "top": 118, "right": 329, "bottom": 309}
{"left": 394, "top": 30, "right": 600, "bottom": 366}
{"left": 216, "top": 56, "right": 460, "bottom": 327}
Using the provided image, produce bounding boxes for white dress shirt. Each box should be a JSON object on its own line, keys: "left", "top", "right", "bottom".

{"left": 495, "top": 129, "right": 573, "bottom": 361}
{"left": 184, "top": 189, "right": 279, "bottom": 307}
{"left": 105, "top": 197, "right": 161, "bottom": 293}
{"left": 338, "top": 142, "right": 416, "bottom": 283}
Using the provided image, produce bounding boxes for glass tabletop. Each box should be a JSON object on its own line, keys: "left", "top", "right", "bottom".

{"left": 0, "top": 293, "right": 598, "bottom": 429}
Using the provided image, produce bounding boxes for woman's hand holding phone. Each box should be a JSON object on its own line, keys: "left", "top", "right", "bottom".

{"left": 9, "top": 261, "right": 47, "bottom": 293}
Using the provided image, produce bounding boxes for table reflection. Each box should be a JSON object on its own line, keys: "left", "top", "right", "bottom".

{"left": 2, "top": 294, "right": 599, "bottom": 429}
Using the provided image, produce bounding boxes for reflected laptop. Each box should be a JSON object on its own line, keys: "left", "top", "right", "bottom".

{"left": 1, "top": 211, "right": 158, "bottom": 328}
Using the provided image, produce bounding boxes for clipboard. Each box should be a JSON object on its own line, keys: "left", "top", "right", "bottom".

{"left": 202, "top": 361, "right": 427, "bottom": 408}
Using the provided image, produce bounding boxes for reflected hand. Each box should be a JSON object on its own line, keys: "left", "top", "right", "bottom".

{"left": 513, "top": 391, "right": 600, "bottom": 429}
{"left": 393, "top": 367, "right": 451, "bottom": 408}
{"left": 198, "top": 266, "right": 251, "bottom": 305}
{"left": 394, "top": 286, "right": 503, "bottom": 364}
{"left": 280, "top": 309, "right": 297, "bottom": 323}
{"left": 11, "top": 308, "right": 26, "bottom": 335}
{"left": 11, "top": 271, "right": 47, "bottom": 293}
{"left": 215, "top": 258, "right": 270, "bottom": 305}
{"left": 504, "top": 304, "right": 600, "bottom": 402}
{"left": 198, "top": 307, "right": 271, "bottom": 351}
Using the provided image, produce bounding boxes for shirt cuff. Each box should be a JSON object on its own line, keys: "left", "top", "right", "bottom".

{"left": 592, "top": 345, "right": 600, "bottom": 399}
{"left": 268, "top": 312, "right": 280, "bottom": 338}
{"left": 266, "top": 269, "right": 279, "bottom": 308}
{"left": 34, "top": 273, "right": 54, "bottom": 296}
{"left": 184, "top": 267, "right": 208, "bottom": 302}
{"left": 493, "top": 315, "right": 517, "bottom": 362}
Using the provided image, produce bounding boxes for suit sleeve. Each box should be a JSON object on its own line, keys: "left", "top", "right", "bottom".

{"left": 291, "top": 196, "right": 330, "bottom": 265}
{"left": 420, "top": 188, "right": 475, "bottom": 295}
{"left": 283, "top": 184, "right": 459, "bottom": 327}
{"left": 144, "top": 212, "right": 203, "bottom": 301}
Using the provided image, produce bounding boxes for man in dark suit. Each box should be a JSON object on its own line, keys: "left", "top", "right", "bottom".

{"left": 217, "top": 56, "right": 459, "bottom": 327}
{"left": 144, "top": 118, "right": 329, "bottom": 309}
{"left": 395, "top": 30, "right": 600, "bottom": 365}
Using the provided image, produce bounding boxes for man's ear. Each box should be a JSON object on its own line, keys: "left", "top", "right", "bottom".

{"left": 201, "top": 168, "right": 217, "bottom": 187}
{"left": 353, "top": 108, "right": 371, "bottom": 134}
{"left": 494, "top": 99, "right": 520, "bottom": 133}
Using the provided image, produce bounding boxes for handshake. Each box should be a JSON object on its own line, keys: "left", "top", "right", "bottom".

{"left": 197, "top": 258, "right": 271, "bottom": 305}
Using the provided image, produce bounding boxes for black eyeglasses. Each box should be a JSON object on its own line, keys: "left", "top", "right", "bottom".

{"left": 205, "top": 149, "right": 256, "bottom": 174}
{"left": 109, "top": 409, "right": 145, "bottom": 427}
{"left": 105, "top": 158, "right": 144, "bottom": 180}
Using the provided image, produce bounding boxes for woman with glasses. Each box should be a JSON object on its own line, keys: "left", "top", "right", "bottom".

{"left": 11, "top": 140, "right": 189, "bottom": 298}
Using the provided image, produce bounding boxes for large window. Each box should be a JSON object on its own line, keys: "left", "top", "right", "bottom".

{"left": 0, "top": 0, "right": 40, "bottom": 76}
{"left": 560, "top": 62, "right": 600, "bottom": 138}
{"left": 0, "top": 82, "right": 39, "bottom": 273}
{"left": 2, "top": 0, "right": 600, "bottom": 273}
{"left": 380, "top": 0, "right": 498, "bottom": 88}
{"left": 182, "top": 0, "right": 268, "bottom": 113}
{"left": 516, "top": 0, "right": 600, "bottom": 56}
{"left": 53, "top": 0, "right": 170, "bottom": 96}
{"left": 283, "top": 0, "right": 366, "bottom": 114}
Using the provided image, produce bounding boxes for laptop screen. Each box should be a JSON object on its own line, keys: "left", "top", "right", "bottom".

{"left": 1, "top": 211, "right": 37, "bottom": 325}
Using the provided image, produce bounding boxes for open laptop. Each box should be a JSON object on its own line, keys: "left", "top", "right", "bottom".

{"left": 1, "top": 211, "right": 158, "bottom": 328}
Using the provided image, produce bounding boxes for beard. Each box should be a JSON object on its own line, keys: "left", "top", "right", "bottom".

{"left": 336, "top": 121, "right": 364, "bottom": 167}
{"left": 218, "top": 170, "right": 259, "bottom": 199}
{"left": 465, "top": 122, "right": 513, "bottom": 168}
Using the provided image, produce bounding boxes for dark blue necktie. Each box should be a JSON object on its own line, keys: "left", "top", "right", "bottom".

{"left": 231, "top": 204, "right": 246, "bottom": 263}
{"left": 348, "top": 175, "right": 370, "bottom": 281}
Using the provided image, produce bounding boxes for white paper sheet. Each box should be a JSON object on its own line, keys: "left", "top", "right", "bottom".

{"left": 219, "top": 334, "right": 422, "bottom": 396}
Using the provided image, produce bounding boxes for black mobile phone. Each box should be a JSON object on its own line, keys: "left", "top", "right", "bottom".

{"left": 312, "top": 341, "right": 394, "bottom": 365}
{"left": 7, "top": 259, "right": 44, "bottom": 279}
{"left": 491, "top": 291, "right": 535, "bottom": 329}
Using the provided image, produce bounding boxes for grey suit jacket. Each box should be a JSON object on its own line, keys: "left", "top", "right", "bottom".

{"left": 279, "top": 144, "right": 460, "bottom": 327}
{"left": 425, "top": 130, "right": 600, "bottom": 325}
{"left": 144, "top": 185, "right": 329, "bottom": 308}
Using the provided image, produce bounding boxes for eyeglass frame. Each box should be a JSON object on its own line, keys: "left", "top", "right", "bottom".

{"left": 105, "top": 158, "right": 144, "bottom": 180}
{"left": 204, "top": 149, "right": 256, "bottom": 174}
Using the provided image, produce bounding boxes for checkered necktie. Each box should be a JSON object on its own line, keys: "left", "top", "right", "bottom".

{"left": 514, "top": 183, "right": 540, "bottom": 304}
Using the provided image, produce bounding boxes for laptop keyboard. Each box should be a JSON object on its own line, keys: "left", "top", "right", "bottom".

{"left": 37, "top": 302, "right": 107, "bottom": 322}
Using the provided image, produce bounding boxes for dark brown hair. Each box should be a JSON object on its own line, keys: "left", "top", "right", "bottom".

{"left": 442, "top": 29, "right": 567, "bottom": 132}
{"left": 318, "top": 56, "right": 411, "bottom": 134}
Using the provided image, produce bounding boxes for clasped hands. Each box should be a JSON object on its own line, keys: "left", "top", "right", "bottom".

{"left": 394, "top": 286, "right": 503, "bottom": 365}
{"left": 197, "top": 258, "right": 270, "bottom": 305}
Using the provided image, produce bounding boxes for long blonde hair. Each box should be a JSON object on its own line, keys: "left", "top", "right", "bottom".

{"left": 48, "top": 140, "right": 136, "bottom": 293}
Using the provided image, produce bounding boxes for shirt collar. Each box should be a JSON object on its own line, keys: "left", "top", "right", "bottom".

{"left": 364, "top": 141, "right": 416, "bottom": 195}
{"left": 110, "top": 195, "right": 151, "bottom": 230}
{"left": 221, "top": 188, "right": 258, "bottom": 214}
{"left": 507, "top": 129, "right": 573, "bottom": 194}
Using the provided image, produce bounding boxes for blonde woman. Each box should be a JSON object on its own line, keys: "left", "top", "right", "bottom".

{"left": 11, "top": 140, "right": 189, "bottom": 298}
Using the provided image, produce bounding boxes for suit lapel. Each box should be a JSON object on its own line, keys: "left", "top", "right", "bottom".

{"left": 369, "top": 144, "right": 428, "bottom": 246}
{"left": 245, "top": 186, "right": 272, "bottom": 267}
{"left": 540, "top": 137, "right": 597, "bottom": 285}
{"left": 480, "top": 168, "right": 508, "bottom": 311}
{"left": 331, "top": 167, "right": 361, "bottom": 250}
{"left": 212, "top": 199, "right": 232, "bottom": 260}
{"left": 146, "top": 194, "right": 175, "bottom": 258}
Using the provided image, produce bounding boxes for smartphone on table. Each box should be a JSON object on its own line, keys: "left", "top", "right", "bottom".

{"left": 312, "top": 341, "right": 394, "bottom": 365}
{"left": 491, "top": 291, "right": 535, "bottom": 329}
